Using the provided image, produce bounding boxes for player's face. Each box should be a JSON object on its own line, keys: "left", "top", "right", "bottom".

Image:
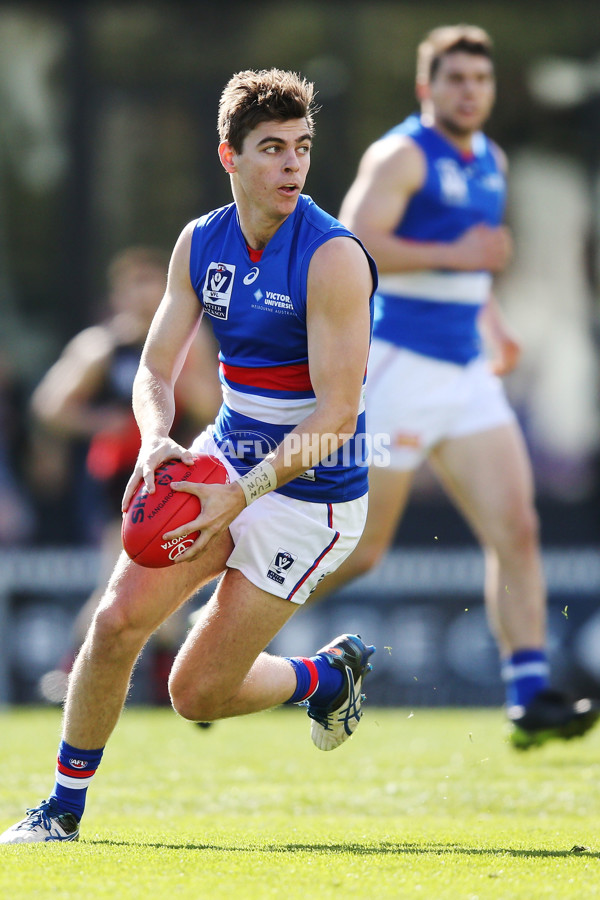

{"left": 222, "top": 118, "right": 312, "bottom": 225}
{"left": 426, "top": 52, "right": 495, "bottom": 138}
{"left": 111, "top": 264, "right": 166, "bottom": 325}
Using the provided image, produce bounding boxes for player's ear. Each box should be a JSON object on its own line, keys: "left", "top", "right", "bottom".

{"left": 218, "top": 141, "right": 237, "bottom": 174}
{"left": 415, "top": 79, "right": 430, "bottom": 104}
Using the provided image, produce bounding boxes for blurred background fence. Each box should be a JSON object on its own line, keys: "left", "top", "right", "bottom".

{"left": 0, "top": 1, "right": 598, "bottom": 705}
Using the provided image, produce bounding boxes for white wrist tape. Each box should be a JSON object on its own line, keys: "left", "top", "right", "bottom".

{"left": 237, "top": 460, "right": 278, "bottom": 506}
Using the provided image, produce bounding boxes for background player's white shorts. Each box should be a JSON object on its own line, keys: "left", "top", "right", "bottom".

{"left": 367, "top": 338, "right": 516, "bottom": 471}
{"left": 191, "top": 430, "right": 368, "bottom": 605}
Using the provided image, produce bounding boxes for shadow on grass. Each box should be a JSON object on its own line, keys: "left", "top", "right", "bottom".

{"left": 87, "top": 839, "right": 599, "bottom": 858}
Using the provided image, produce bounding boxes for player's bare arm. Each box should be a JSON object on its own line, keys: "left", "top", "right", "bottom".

{"left": 173, "top": 321, "right": 222, "bottom": 426}
{"left": 122, "top": 222, "right": 203, "bottom": 508}
{"left": 30, "top": 325, "right": 123, "bottom": 437}
{"left": 339, "top": 135, "right": 425, "bottom": 273}
{"left": 478, "top": 292, "right": 522, "bottom": 376}
{"left": 475, "top": 148, "right": 517, "bottom": 373}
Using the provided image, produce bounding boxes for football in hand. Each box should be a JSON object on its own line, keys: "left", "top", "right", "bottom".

{"left": 121, "top": 454, "right": 229, "bottom": 567}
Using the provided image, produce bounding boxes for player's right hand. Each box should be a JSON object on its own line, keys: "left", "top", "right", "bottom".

{"left": 162, "top": 479, "right": 246, "bottom": 563}
{"left": 454, "top": 224, "right": 513, "bottom": 272}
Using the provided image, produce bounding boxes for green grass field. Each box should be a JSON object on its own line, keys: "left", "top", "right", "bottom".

{"left": 1, "top": 705, "right": 599, "bottom": 899}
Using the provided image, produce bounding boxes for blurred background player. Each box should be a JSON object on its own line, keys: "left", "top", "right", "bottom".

{"left": 311, "top": 24, "right": 599, "bottom": 749}
{"left": 31, "top": 246, "right": 222, "bottom": 703}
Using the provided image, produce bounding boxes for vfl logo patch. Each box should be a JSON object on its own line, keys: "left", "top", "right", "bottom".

{"left": 266, "top": 548, "right": 297, "bottom": 585}
{"left": 203, "top": 262, "right": 235, "bottom": 319}
{"left": 436, "top": 158, "right": 468, "bottom": 205}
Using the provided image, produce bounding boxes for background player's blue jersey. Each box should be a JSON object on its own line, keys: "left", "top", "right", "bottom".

{"left": 374, "top": 114, "right": 506, "bottom": 364}
{"left": 189, "top": 194, "right": 377, "bottom": 503}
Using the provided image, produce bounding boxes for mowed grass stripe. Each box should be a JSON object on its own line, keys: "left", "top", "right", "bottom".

{"left": 1, "top": 707, "right": 599, "bottom": 899}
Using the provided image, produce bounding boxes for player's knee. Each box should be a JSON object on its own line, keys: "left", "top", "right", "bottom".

{"left": 91, "top": 595, "right": 148, "bottom": 650}
{"left": 494, "top": 503, "right": 540, "bottom": 558}
{"left": 513, "top": 504, "right": 539, "bottom": 549}
{"left": 169, "top": 675, "right": 219, "bottom": 722}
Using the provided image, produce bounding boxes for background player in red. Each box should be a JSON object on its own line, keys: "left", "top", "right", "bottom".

{"left": 30, "top": 246, "right": 222, "bottom": 704}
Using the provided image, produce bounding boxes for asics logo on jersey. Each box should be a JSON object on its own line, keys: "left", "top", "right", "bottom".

{"left": 243, "top": 267, "right": 260, "bottom": 285}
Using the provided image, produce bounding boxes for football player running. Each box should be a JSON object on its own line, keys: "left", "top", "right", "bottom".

{"left": 1, "top": 68, "right": 377, "bottom": 844}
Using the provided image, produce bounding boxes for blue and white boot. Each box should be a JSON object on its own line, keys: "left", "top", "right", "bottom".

{"left": 307, "top": 633, "right": 375, "bottom": 751}
{"left": 0, "top": 799, "right": 80, "bottom": 843}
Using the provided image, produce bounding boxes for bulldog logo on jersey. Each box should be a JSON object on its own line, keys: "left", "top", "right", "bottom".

{"left": 203, "top": 262, "right": 236, "bottom": 319}
{"left": 266, "top": 548, "right": 297, "bottom": 585}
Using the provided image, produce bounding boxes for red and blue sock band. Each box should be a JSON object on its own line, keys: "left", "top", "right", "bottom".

{"left": 51, "top": 740, "right": 105, "bottom": 819}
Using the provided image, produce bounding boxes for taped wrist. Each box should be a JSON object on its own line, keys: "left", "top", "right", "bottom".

{"left": 237, "top": 460, "right": 277, "bottom": 506}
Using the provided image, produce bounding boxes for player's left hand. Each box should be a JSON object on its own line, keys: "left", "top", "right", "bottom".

{"left": 490, "top": 333, "right": 521, "bottom": 376}
{"left": 121, "top": 435, "right": 195, "bottom": 512}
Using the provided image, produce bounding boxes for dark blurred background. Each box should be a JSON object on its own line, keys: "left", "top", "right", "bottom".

{"left": 0, "top": 1, "right": 598, "bottom": 705}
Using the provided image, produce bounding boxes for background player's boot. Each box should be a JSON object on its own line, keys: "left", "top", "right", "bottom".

{"left": 0, "top": 798, "right": 80, "bottom": 843}
{"left": 508, "top": 688, "right": 600, "bottom": 750}
{"left": 307, "top": 633, "right": 375, "bottom": 751}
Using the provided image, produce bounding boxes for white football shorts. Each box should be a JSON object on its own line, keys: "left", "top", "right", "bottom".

{"left": 366, "top": 338, "right": 516, "bottom": 470}
{"left": 190, "top": 429, "right": 368, "bottom": 605}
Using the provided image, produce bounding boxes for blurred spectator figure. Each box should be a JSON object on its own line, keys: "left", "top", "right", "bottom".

{"left": 0, "top": 345, "right": 35, "bottom": 543}
{"left": 30, "top": 246, "right": 221, "bottom": 702}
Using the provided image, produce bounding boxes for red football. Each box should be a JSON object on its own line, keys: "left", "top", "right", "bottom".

{"left": 121, "top": 454, "right": 229, "bottom": 568}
